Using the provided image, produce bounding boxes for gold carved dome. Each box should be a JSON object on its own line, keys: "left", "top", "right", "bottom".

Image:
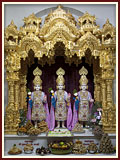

{"left": 44, "top": 5, "right": 76, "bottom": 25}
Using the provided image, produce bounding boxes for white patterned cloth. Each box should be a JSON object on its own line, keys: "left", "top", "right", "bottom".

{"left": 78, "top": 91, "right": 92, "bottom": 121}
{"left": 54, "top": 90, "right": 68, "bottom": 121}
{"left": 31, "top": 91, "right": 46, "bottom": 121}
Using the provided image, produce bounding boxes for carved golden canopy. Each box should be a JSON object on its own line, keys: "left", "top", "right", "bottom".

{"left": 4, "top": 5, "right": 116, "bottom": 70}
{"left": 4, "top": 5, "right": 116, "bottom": 134}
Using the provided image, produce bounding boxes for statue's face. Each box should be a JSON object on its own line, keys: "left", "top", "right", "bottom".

{"left": 57, "top": 84, "right": 64, "bottom": 90}
{"left": 81, "top": 85, "right": 87, "bottom": 91}
{"left": 35, "top": 84, "right": 40, "bottom": 91}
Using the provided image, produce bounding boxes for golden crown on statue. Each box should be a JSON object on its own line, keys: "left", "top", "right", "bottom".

{"left": 33, "top": 67, "right": 42, "bottom": 85}
{"left": 79, "top": 66, "right": 88, "bottom": 85}
{"left": 56, "top": 67, "right": 65, "bottom": 85}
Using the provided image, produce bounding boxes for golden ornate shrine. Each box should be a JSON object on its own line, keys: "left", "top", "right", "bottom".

{"left": 4, "top": 5, "right": 116, "bottom": 134}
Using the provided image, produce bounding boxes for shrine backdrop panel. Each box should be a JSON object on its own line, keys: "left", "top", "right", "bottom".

{"left": 27, "top": 56, "right": 94, "bottom": 109}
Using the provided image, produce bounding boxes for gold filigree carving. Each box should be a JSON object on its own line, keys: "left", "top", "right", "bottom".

{"left": 4, "top": 5, "right": 116, "bottom": 134}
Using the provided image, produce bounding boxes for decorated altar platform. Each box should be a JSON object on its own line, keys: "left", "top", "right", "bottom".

{"left": 4, "top": 129, "right": 116, "bottom": 157}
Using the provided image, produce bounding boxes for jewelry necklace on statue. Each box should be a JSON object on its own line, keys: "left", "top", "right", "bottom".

{"left": 57, "top": 90, "right": 64, "bottom": 101}
{"left": 34, "top": 90, "right": 42, "bottom": 97}
{"left": 80, "top": 91, "right": 88, "bottom": 99}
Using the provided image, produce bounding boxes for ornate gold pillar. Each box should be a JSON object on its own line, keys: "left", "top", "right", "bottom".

{"left": 100, "top": 48, "right": 116, "bottom": 133}
{"left": 93, "top": 58, "right": 102, "bottom": 103}
{"left": 101, "top": 81, "right": 107, "bottom": 104}
{"left": 94, "top": 74, "right": 97, "bottom": 101}
{"left": 106, "top": 80, "right": 112, "bottom": 103}
{"left": 97, "top": 84, "right": 101, "bottom": 102}
{"left": 19, "top": 75, "right": 27, "bottom": 110}
{"left": 13, "top": 81, "right": 21, "bottom": 132}
{"left": 14, "top": 81, "right": 19, "bottom": 110}
{"left": 20, "top": 86, "right": 24, "bottom": 109}
{"left": 5, "top": 72, "right": 21, "bottom": 135}
{"left": 5, "top": 81, "right": 15, "bottom": 134}
{"left": 94, "top": 74, "right": 101, "bottom": 102}
{"left": 101, "top": 72, "right": 116, "bottom": 133}
{"left": 101, "top": 80, "right": 108, "bottom": 130}
{"left": 8, "top": 81, "right": 15, "bottom": 108}
{"left": 105, "top": 79, "right": 116, "bottom": 133}
{"left": 19, "top": 59, "right": 28, "bottom": 110}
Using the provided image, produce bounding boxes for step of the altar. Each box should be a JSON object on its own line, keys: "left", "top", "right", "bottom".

{"left": 4, "top": 151, "right": 117, "bottom": 158}
{"left": 4, "top": 129, "right": 116, "bottom": 157}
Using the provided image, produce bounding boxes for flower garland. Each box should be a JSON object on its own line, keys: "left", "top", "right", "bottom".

{"left": 48, "top": 88, "right": 56, "bottom": 109}
{"left": 73, "top": 89, "right": 79, "bottom": 111}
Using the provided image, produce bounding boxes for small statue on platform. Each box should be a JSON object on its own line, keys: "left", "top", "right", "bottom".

{"left": 72, "top": 66, "right": 94, "bottom": 129}
{"left": 50, "top": 68, "right": 72, "bottom": 130}
{"left": 27, "top": 67, "right": 50, "bottom": 128}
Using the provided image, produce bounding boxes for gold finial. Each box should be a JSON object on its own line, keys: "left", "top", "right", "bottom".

{"left": 56, "top": 67, "right": 65, "bottom": 85}
{"left": 79, "top": 66, "right": 88, "bottom": 76}
{"left": 33, "top": 67, "right": 42, "bottom": 86}
{"left": 106, "top": 18, "right": 110, "bottom": 24}
{"left": 33, "top": 67, "right": 42, "bottom": 76}
{"left": 57, "top": 4, "right": 63, "bottom": 9}
{"left": 10, "top": 20, "right": 14, "bottom": 25}
{"left": 79, "top": 66, "right": 88, "bottom": 86}
{"left": 56, "top": 67, "right": 65, "bottom": 76}
{"left": 7, "top": 20, "right": 17, "bottom": 29}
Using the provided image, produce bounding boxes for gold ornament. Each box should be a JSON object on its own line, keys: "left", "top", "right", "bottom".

{"left": 56, "top": 67, "right": 65, "bottom": 85}
{"left": 4, "top": 6, "right": 116, "bottom": 134}
{"left": 79, "top": 66, "right": 88, "bottom": 85}
{"left": 33, "top": 67, "right": 42, "bottom": 86}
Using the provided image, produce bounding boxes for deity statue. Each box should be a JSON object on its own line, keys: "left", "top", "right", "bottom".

{"left": 27, "top": 67, "right": 50, "bottom": 128}
{"left": 72, "top": 66, "right": 94, "bottom": 129}
{"left": 50, "top": 68, "right": 72, "bottom": 130}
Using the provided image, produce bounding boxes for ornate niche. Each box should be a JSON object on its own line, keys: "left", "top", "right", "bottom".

{"left": 4, "top": 5, "right": 116, "bottom": 134}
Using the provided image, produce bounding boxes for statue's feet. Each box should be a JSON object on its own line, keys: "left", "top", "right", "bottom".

{"left": 35, "top": 122, "right": 37, "bottom": 128}
{"left": 86, "top": 125, "right": 89, "bottom": 128}
{"left": 62, "top": 125, "right": 66, "bottom": 128}
{"left": 35, "top": 125, "right": 37, "bottom": 128}
{"left": 56, "top": 125, "right": 60, "bottom": 128}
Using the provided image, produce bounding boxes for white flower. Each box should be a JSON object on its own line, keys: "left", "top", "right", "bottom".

{"left": 51, "top": 90, "right": 54, "bottom": 93}
{"left": 28, "top": 92, "right": 31, "bottom": 95}
{"left": 97, "top": 108, "right": 102, "bottom": 111}
{"left": 90, "top": 99, "right": 94, "bottom": 102}
{"left": 91, "top": 118, "right": 96, "bottom": 122}
{"left": 74, "top": 93, "right": 78, "bottom": 96}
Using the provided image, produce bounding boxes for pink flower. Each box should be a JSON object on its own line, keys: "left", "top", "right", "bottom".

{"left": 68, "top": 93, "right": 71, "bottom": 97}
{"left": 91, "top": 118, "right": 96, "bottom": 122}
{"left": 97, "top": 108, "right": 102, "bottom": 111}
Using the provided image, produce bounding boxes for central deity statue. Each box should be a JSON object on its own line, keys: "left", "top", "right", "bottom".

{"left": 72, "top": 66, "right": 94, "bottom": 129}
{"left": 50, "top": 68, "right": 72, "bottom": 130}
{"left": 27, "top": 67, "right": 50, "bottom": 128}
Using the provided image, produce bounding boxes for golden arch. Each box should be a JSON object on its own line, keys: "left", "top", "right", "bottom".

{"left": 4, "top": 5, "right": 116, "bottom": 134}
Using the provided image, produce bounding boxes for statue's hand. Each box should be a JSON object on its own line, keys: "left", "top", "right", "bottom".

{"left": 67, "top": 93, "right": 71, "bottom": 103}
{"left": 90, "top": 99, "right": 94, "bottom": 103}
{"left": 68, "top": 93, "right": 71, "bottom": 98}
{"left": 43, "top": 95, "right": 47, "bottom": 103}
